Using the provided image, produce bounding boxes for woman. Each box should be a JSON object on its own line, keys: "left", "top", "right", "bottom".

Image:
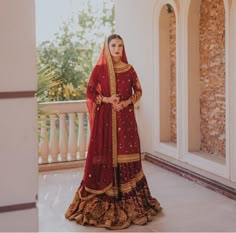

{"left": 65, "top": 34, "right": 162, "bottom": 230}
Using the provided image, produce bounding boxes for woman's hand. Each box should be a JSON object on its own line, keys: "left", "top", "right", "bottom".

{"left": 113, "top": 99, "right": 132, "bottom": 112}
{"left": 112, "top": 100, "right": 126, "bottom": 112}
{"left": 109, "top": 94, "right": 120, "bottom": 104}
{"left": 103, "top": 94, "right": 120, "bottom": 104}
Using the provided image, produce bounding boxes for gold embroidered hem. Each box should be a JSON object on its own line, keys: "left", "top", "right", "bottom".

{"left": 65, "top": 175, "right": 162, "bottom": 230}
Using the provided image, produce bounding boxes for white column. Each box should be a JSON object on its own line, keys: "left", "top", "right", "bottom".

{"left": 59, "top": 113, "right": 68, "bottom": 161}
{"left": 77, "top": 113, "right": 86, "bottom": 159}
{"left": 0, "top": 0, "right": 38, "bottom": 231}
{"left": 49, "top": 114, "right": 59, "bottom": 162}
{"left": 68, "top": 113, "right": 77, "bottom": 160}
{"left": 39, "top": 115, "right": 49, "bottom": 163}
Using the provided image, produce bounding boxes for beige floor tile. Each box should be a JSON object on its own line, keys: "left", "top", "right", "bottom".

{"left": 38, "top": 161, "right": 236, "bottom": 232}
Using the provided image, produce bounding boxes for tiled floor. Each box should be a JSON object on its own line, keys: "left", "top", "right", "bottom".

{"left": 38, "top": 161, "right": 236, "bottom": 232}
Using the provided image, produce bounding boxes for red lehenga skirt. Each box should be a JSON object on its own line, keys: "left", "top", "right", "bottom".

{"left": 65, "top": 103, "right": 162, "bottom": 229}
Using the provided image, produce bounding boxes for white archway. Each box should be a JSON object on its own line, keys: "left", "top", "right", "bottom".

{"left": 152, "top": 0, "right": 180, "bottom": 159}
{"left": 181, "top": 0, "right": 230, "bottom": 179}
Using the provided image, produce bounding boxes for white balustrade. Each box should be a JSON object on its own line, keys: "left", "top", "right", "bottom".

{"left": 49, "top": 114, "right": 59, "bottom": 162}
{"left": 38, "top": 100, "right": 88, "bottom": 164}
{"left": 39, "top": 115, "right": 49, "bottom": 163}
{"left": 59, "top": 113, "right": 68, "bottom": 161}
{"left": 68, "top": 113, "right": 77, "bottom": 160}
{"left": 38, "top": 100, "right": 139, "bottom": 165}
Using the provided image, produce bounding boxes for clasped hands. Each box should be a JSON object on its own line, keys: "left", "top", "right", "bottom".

{"left": 102, "top": 94, "right": 130, "bottom": 112}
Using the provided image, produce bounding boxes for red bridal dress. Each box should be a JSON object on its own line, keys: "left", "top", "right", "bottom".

{"left": 65, "top": 39, "right": 162, "bottom": 229}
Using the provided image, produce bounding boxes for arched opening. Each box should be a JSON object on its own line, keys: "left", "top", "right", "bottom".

{"left": 159, "top": 3, "right": 177, "bottom": 147}
{"left": 188, "top": 0, "right": 226, "bottom": 163}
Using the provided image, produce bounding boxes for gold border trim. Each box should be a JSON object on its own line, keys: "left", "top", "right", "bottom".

{"left": 114, "top": 63, "right": 132, "bottom": 73}
{"left": 118, "top": 153, "right": 140, "bottom": 163}
{"left": 105, "top": 39, "right": 118, "bottom": 167}
{"left": 79, "top": 183, "right": 113, "bottom": 201}
{"left": 105, "top": 187, "right": 118, "bottom": 196}
{"left": 120, "top": 169, "right": 144, "bottom": 193}
{"left": 105, "top": 169, "right": 144, "bottom": 196}
{"left": 84, "top": 183, "right": 113, "bottom": 195}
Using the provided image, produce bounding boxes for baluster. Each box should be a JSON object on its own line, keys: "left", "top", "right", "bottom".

{"left": 68, "top": 113, "right": 77, "bottom": 160}
{"left": 59, "top": 113, "right": 68, "bottom": 161}
{"left": 77, "top": 113, "right": 86, "bottom": 159}
{"left": 39, "top": 115, "right": 49, "bottom": 163}
{"left": 49, "top": 114, "right": 59, "bottom": 162}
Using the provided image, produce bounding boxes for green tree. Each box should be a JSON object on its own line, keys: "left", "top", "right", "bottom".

{"left": 37, "top": 0, "right": 114, "bottom": 101}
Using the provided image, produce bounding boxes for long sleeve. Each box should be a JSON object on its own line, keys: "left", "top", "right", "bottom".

{"left": 130, "top": 68, "right": 142, "bottom": 104}
{"left": 86, "top": 66, "right": 102, "bottom": 104}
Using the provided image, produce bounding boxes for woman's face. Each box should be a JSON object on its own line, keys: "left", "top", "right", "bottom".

{"left": 108, "top": 38, "right": 123, "bottom": 59}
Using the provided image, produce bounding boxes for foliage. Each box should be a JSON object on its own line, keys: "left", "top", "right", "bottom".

{"left": 36, "top": 59, "right": 61, "bottom": 139}
{"left": 37, "top": 0, "right": 115, "bottom": 101}
{"left": 36, "top": 58, "right": 62, "bottom": 102}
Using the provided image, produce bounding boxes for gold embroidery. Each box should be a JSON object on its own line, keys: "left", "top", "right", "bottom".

{"left": 130, "top": 77, "right": 142, "bottom": 104}
{"left": 65, "top": 184, "right": 162, "bottom": 229}
{"left": 78, "top": 189, "right": 96, "bottom": 201}
{"left": 105, "top": 170, "right": 144, "bottom": 196}
{"left": 120, "top": 170, "right": 144, "bottom": 193}
{"left": 105, "top": 187, "right": 118, "bottom": 196}
{"left": 113, "top": 61, "right": 132, "bottom": 73}
{"left": 104, "top": 39, "right": 118, "bottom": 168}
{"left": 84, "top": 183, "right": 113, "bottom": 196}
{"left": 118, "top": 153, "right": 140, "bottom": 163}
{"left": 131, "top": 90, "right": 142, "bottom": 104}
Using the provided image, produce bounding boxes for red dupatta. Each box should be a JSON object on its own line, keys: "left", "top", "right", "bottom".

{"left": 83, "top": 38, "right": 128, "bottom": 195}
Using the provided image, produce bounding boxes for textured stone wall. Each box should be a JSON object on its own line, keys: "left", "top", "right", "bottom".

{"left": 169, "top": 7, "right": 177, "bottom": 143}
{"left": 199, "top": 0, "right": 225, "bottom": 157}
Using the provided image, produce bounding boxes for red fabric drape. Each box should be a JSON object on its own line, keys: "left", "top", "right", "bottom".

{"left": 84, "top": 38, "right": 128, "bottom": 193}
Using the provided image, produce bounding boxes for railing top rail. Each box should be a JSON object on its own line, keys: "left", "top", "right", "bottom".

{"left": 38, "top": 100, "right": 87, "bottom": 114}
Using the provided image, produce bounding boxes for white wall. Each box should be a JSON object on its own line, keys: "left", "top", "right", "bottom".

{"left": 0, "top": 0, "right": 38, "bottom": 231}
{"left": 115, "top": 0, "right": 236, "bottom": 184}
{"left": 115, "top": 0, "right": 156, "bottom": 152}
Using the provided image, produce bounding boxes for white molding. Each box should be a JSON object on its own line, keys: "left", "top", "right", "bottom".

{"left": 152, "top": 0, "right": 179, "bottom": 159}
{"left": 179, "top": 0, "right": 191, "bottom": 158}
{"left": 223, "top": 0, "right": 231, "bottom": 179}
{"left": 230, "top": 0, "right": 236, "bottom": 182}
{"left": 183, "top": 152, "right": 228, "bottom": 178}
{"left": 154, "top": 142, "right": 178, "bottom": 158}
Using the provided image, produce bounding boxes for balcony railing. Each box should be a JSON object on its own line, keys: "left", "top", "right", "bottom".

{"left": 38, "top": 100, "right": 139, "bottom": 171}
{"left": 38, "top": 100, "right": 89, "bottom": 169}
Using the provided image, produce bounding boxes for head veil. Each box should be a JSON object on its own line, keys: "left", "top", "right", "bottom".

{"left": 83, "top": 36, "right": 128, "bottom": 194}
{"left": 86, "top": 36, "right": 128, "bottom": 130}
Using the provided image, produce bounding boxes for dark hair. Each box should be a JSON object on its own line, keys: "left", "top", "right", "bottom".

{"left": 107, "top": 34, "right": 123, "bottom": 44}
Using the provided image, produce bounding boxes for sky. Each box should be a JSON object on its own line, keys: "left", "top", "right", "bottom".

{"left": 35, "top": 0, "right": 85, "bottom": 44}
{"left": 35, "top": 0, "right": 112, "bottom": 44}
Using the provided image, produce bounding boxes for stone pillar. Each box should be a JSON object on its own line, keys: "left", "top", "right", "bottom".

{"left": 0, "top": 0, "right": 38, "bottom": 231}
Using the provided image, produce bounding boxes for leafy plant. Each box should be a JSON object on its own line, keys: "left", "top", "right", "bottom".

{"left": 36, "top": 58, "right": 62, "bottom": 102}
{"left": 36, "top": 0, "right": 115, "bottom": 101}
